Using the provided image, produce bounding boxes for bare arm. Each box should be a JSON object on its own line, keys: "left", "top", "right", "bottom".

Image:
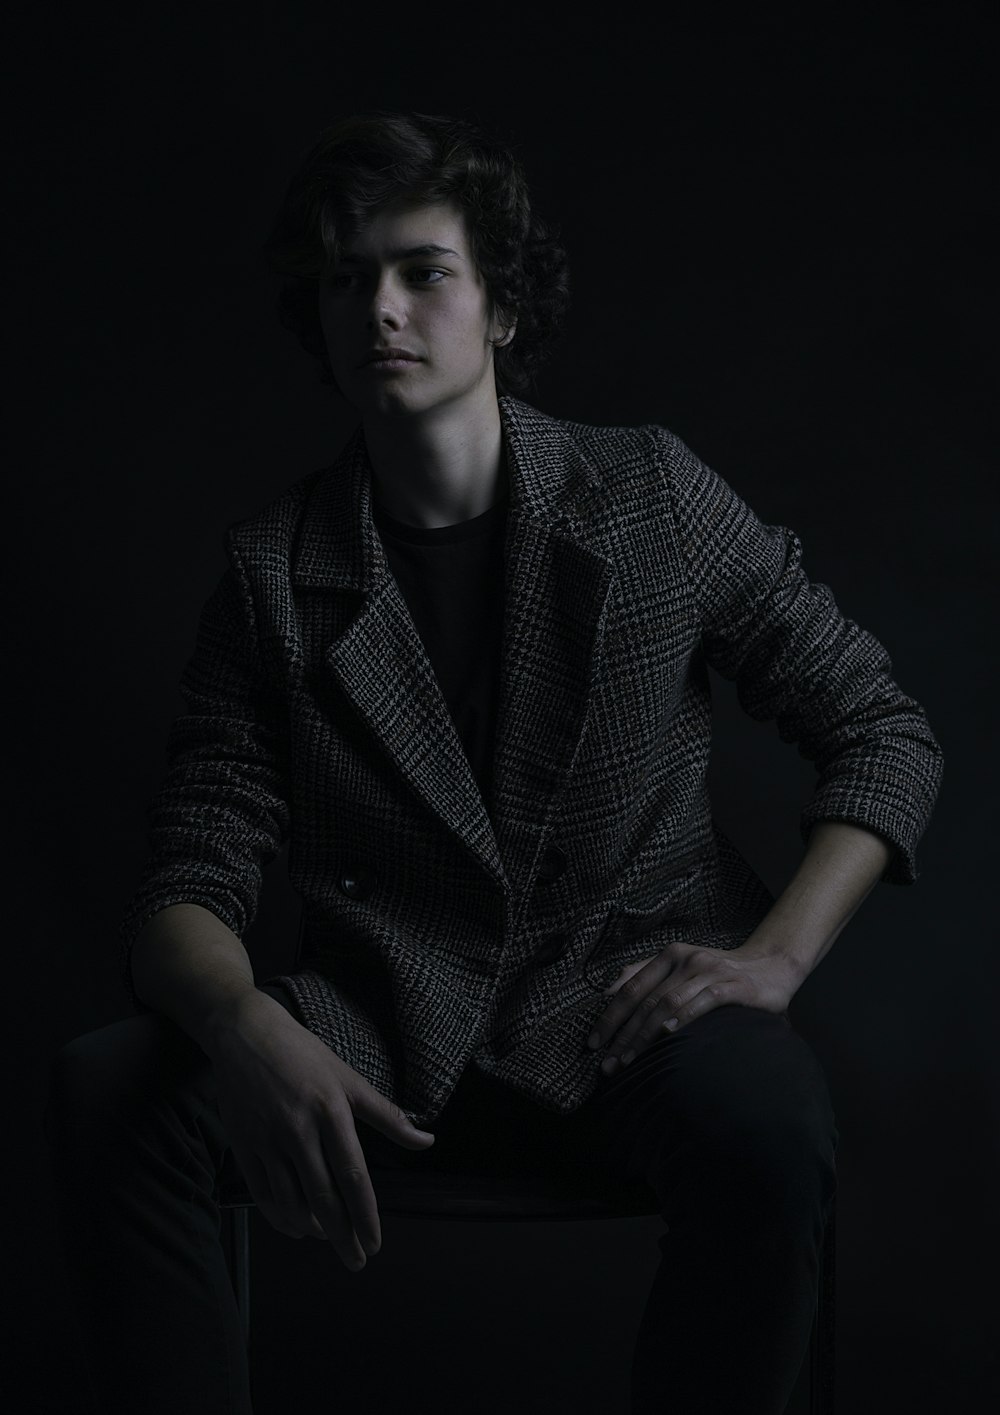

{"left": 590, "top": 821, "right": 893, "bottom": 1069}
{"left": 129, "top": 902, "right": 434, "bottom": 1269}
{"left": 129, "top": 902, "right": 258, "bottom": 1057}
{"left": 736, "top": 819, "right": 892, "bottom": 980}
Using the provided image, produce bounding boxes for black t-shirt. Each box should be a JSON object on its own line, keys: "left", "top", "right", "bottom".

{"left": 372, "top": 493, "right": 508, "bottom": 818}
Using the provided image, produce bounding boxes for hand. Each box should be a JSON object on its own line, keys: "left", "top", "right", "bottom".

{"left": 586, "top": 939, "right": 803, "bottom": 1074}
{"left": 209, "top": 989, "right": 435, "bottom": 1270}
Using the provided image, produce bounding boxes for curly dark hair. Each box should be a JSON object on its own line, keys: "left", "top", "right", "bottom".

{"left": 262, "top": 111, "right": 570, "bottom": 397}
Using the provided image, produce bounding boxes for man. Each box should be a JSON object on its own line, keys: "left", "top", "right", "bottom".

{"left": 46, "top": 111, "right": 943, "bottom": 1414}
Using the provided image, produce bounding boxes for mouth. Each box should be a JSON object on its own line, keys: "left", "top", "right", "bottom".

{"left": 360, "top": 349, "right": 421, "bottom": 369}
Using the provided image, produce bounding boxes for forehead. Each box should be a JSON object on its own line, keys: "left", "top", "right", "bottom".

{"left": 337, "top": 199, "right": 471, "bottom": 263}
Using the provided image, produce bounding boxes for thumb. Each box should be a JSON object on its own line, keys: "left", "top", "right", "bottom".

{"left": 360, "top": 1090, "right": 435, "bottom": 1149}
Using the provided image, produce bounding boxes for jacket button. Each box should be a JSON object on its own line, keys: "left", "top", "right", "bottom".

{"left": 338, "top": 865, "right": 376, "bottom": 901}
{"left": 535, "top": 931, "right": 571, "bottom": 965}
{"left": 536, "top": 844, "right": 568, "bottom": 883}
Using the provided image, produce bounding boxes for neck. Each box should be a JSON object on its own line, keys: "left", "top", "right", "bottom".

{"left": 361, "top": 386, "right": 508, "bottom": 529}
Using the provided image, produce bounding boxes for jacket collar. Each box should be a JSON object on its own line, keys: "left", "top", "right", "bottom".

{"left": 291, "top": 396, "right": 596, "bottom": 590}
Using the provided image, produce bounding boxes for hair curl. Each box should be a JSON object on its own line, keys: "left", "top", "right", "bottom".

{"left": 262, "top": 111, "right": 570, "bottom": 397}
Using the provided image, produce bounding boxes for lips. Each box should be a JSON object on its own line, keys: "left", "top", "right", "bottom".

{"left": 361, "top": 348, "right": 420, "bottom": 366}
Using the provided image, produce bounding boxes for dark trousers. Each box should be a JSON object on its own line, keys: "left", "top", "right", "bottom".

{"left": 44, "top": 987, "right": 837, "bottom": 1414}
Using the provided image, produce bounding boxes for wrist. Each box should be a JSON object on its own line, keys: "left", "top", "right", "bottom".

{"left": 736, "top": 924, "right": 820, "bottom": 987}
{"left": 199, "top": 983, "right": 274, "bottom": 1061}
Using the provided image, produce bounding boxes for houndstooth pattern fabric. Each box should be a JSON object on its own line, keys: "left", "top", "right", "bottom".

{"left": 119, "top": 396, "right": 943, "bottom": 1127}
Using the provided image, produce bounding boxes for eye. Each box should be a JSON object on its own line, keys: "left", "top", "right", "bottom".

{"left": 408, "top": 268, "right": 446, "bottom": 285}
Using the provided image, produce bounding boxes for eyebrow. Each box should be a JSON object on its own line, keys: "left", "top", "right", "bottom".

{"left": 336, "top": 244, "right": 463, "bottom": 264}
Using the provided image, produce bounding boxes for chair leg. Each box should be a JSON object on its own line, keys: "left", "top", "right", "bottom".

{"left": 809, "top": 1202, "right": 836, "bottom": 1415}
{"left": 221, "top": 1206, "right": 252, "bottom": 1347}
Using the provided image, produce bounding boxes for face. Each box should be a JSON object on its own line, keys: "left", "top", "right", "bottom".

{"left": 318, "top": 198, "right": 513, "bottom": 421}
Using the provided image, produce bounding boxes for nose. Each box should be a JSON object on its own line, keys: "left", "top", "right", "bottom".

{"left": 366, "top": 273, "right": 403, "bottom": 331}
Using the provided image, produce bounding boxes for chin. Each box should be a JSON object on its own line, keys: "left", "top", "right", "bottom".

{"left": 362, "top": 381, "right": 445, "bottom": 418}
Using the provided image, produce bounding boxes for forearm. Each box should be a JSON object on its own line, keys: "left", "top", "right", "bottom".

{"left": 739, "top": 820, "right": 893, "bottom": 984}
{"left": 128, "top": 902, "right": 260, "bottom": 1058}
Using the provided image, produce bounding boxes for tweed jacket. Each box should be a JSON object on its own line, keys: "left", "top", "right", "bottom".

{"left": 120, "top": 396, "right": 943, "bottom": 1128}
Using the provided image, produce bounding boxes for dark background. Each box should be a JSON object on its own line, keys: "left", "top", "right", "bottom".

{"left": 10, "top": 3, "right": 997, "bottom": 1412}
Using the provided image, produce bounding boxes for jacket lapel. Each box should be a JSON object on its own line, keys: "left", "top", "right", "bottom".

{"left": 292, "top": 398, "right": 614, "bottom": 899}
{"left": 491, "top": 399, "right": 615, "bottom": 899}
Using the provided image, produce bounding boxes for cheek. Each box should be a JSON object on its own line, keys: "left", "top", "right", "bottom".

{"left": 432, "top": 292, "right": 494, "bottom": 350}
{"left": 318, "top": 304, "right": 343, "bottom": 354}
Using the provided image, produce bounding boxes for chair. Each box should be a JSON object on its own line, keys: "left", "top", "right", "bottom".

{"left": 219, "top": 1159, "right": 836, "bottom": 1414}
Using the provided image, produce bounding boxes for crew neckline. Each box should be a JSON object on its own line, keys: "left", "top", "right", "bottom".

{"left": 372, "top": 493, "right": 509, "bottom": 545}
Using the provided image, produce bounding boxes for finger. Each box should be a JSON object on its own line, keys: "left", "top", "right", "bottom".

{"left": 666, "top": 977, "right": 744, "bottom": 1032}
{"left": 586, "top": 951, "right": 676, "bottom": 1050}
{"left": 300, "top": 1210, "right": 330, "bottom": 1241}
{"left": 314, "top": 1110, "right": 380, "bottom": 1267}
{"left": 234, "top": 1142, "right": 348, "bottom": 1244}
{"left": 617, "top": 978, "right": 743, "bottom": 1065}
{"left": 277, "top": 1154, "right": 343, "bottom": 1245}
{"left": 597, "top": 988, "right": 682, "bottom": 1073}
{"left": 352, "top": 1086, "right": 436, "bottom": 1151}
{"left": 600, "top": 963, "right": 737, "bottom": 1070}
{"left": 292, "top": 1180, "right": 343, "bottom": 1242}
{"left": 236, "top": 1150, "right": 305, "bottom": 1240}
{"left": 302, "top": 1178, "right": 368, "bottom": 1267}
{"left": 588, "top": 947, "right": 692, "bottom": 1054}
{"left": 305, "top": 1145, "right": 372, "bottom": 1269}
{"left": 264, "top": 1155, "right": 325, "bottom": 1241}
{"left": 606, "top": 955, "right": 658, "bottom": 996}
{"left": 608, "top": 985, "right": 679, "bottom": 1057}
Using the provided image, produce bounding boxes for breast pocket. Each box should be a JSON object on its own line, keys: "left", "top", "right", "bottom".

{"left": 583, "top": 858, "right": 705, "bottom": 990}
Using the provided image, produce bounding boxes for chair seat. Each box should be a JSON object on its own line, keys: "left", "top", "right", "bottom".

{"left": 216, "top": 1152, "right": 835, "bottom": 1413}
{"left": 215, "top": 1135, "right": 835, "bottom": 1413}
{"left": 218, "top": 1161, "right": 661, "bottom": 1222}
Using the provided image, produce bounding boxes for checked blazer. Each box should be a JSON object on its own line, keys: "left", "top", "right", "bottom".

{"left": 120, "top": 396, "right": 943, "bottom": 1128}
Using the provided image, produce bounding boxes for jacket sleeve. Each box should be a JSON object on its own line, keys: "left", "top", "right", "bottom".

{"left": 656, "top": 427, "right": 943, "bottom": 884}
{"left": 118, "top": 534, "right": 292, "bottom": 1007}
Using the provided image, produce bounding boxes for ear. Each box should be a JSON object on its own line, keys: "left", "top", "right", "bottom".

{"left": 493, "top": 318, "right": 517, "bottom": 349}
{"left": 489, "top": 301, "right": 517, "bottom": 349}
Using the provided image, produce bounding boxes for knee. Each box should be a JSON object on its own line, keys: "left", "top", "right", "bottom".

{"left": 702, "top": 1024, "right": 838, "bottom": 1214}
{"left": 646, "top": 1009, "right": 838, "bottom": 1213}
{"left": 43, "top": 1014, "right": 204, "bottom": 1158}
{"left": 721, "top": 1098, "right": 837, "bottom": 1217}
{"left": 44, "top": 1026, "right": 131, "bottom": 1158}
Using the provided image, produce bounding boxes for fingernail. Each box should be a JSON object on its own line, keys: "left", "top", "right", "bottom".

{"left": 664, "top": 1018, "right": 678, "bottom": 1031}
{"left": 620, "top": 1049, "right": 635, "bottom": 1066}
{"left": 601, "top": 1056, "right": 619, "bottom": 1075}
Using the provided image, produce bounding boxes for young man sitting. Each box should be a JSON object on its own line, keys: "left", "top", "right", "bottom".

{"left": 46, "top": 110, "right": 943, "bottom": 1415}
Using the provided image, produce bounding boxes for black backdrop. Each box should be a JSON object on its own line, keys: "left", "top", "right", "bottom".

{"left": 10, "top": 4, "right": 998, "bottom": 1412}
